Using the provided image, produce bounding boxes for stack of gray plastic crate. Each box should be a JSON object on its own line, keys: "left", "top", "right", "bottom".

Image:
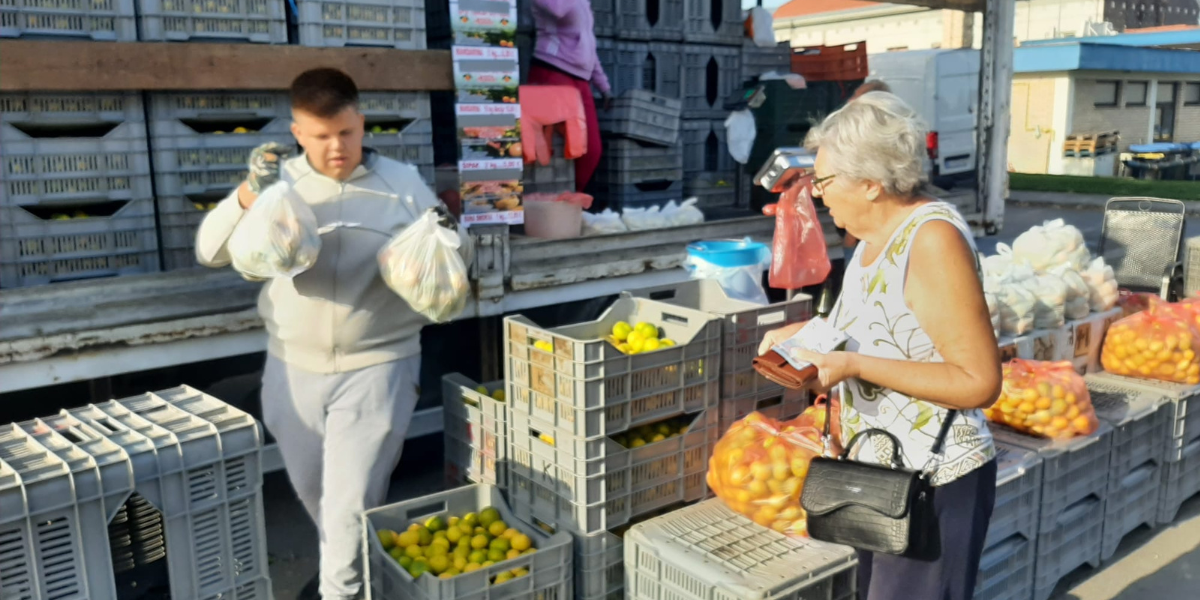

{"left": 296, "top": 0, "right": 426, "bottom": 48}
{"left": 1085, "top": 374, "right": 1174, "bottom": 561}
{"left": 0, "top": 92, "right": 161, "bottom": 288}
{"left": 628, "top": 280, "right": 812, "bottom": 437}
{"left": 990, "top": 422, "right": 1113, "bottom": 600}
{"left": 146, "top": 91, "right": 294, "bottom": 270}
{"left": 523, "top": 130, "right": 576, "bottom": 195}
{"left": 1085, "top": 374, "right": 1200, "bottom": 526}
{"left": 0, "top": 386, "right": 272, "bottom": 600}
{"left": 975, "top": 443, "right": 1042, "bottom": 600}
{"left": 594, "top": 90, "right": 684, "bottom": 211}
{"left": 441, "top": 373, "right": 509, "bottom": 488}
{"left": 681, "top": 119, "right": 739, "bottom": 209}
{"left": 502, "top": 294, "right": 723, "bottom": 600}
{"left": 137, "top": 0, "right": 287, "bottom": 43}
{"left": 741, "top": 41, "right": 794, "bottom": 82}
{"left": 0, "top": 0, "right": 137, "bottom": 39}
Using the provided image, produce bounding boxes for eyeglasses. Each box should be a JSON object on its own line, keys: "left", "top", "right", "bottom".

{"left": 811, "top": 173, "right": 837, "bottom": 194}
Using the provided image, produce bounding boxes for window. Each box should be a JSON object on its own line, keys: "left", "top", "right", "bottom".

{"left": 1185, "top": 83, "right": 1200, "bottom": 106}
{"left": 1094, "top": 80, "right": 1119, "bottom": 107}
{"left": 1158, "top": 82, "right": 1177, "bottom": 104}
{"left": 1126, "top": 81, "right": 1148, "bottom": 106}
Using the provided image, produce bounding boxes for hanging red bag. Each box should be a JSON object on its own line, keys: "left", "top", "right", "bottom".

{"left": 769, "top": 176, "right": 831, "bottom": 290}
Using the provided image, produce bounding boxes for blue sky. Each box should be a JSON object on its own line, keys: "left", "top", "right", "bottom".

{"left": 742, "top": 0, "right": 790, "bottom": 10}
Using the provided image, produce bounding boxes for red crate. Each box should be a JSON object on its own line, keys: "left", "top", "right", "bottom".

{"left": 791, "top": 42, "right": 869, "bottom": 82}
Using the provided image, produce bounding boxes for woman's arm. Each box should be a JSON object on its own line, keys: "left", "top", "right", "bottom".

{"left": 798, "top": 221, "right": 1002, "bottom": 409}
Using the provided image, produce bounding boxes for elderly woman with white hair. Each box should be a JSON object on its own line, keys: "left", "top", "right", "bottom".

{"left": 761, "top": 92, "right": 1001, "bottom": 600}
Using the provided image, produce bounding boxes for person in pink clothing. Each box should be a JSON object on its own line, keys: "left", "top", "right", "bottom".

{"left": 529, "top": 0, "right": 611, "bottom": 193}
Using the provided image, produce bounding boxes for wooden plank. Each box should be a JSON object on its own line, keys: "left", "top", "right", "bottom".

{"left": 0, "top": 41, "right": 453, "bottom": 92}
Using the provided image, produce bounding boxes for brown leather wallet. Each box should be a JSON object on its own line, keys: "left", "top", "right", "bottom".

{"left": 752, "top": 350, "right": 818, "bottom": 390}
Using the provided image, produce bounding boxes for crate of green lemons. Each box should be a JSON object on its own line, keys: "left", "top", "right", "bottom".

{"left": 363, "top": 484, "right": 572, "bottom": 600}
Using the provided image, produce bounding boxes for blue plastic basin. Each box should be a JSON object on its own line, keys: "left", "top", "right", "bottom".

{"left": 687, "top": 239, "right": 769, "bottom": 267}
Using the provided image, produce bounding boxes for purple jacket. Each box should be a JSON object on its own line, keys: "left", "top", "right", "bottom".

{"left": 532, "top": 0, "right": 611, "bottom": 94}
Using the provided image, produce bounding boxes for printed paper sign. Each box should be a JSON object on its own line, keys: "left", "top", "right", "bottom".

{"left": 453, "top": 46, "right": 520, "bottom": 103}
{"left": 449, "top": 0, "right": 518, "bottom": 46}
{"left": 459, "top": 159, "right": 524, "bottom": 226}
{"left": 457, "top": 104, "right": 522, "bottom": 160}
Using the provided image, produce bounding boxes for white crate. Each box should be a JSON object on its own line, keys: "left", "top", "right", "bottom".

{"left": 507, "top": 408, "right": 715, "bottom": 534}
{"left": 574, "top": 529, "right": 624, "bottom": 600}
{"left": 1086, "top": 373, "right": 1200, "bottom": 464}
{"left": 362, "top": 484, "right": 573, "bottom": 600}
{"left": 138, "top": 0, "right": 287, "bottom": 43}
{"left": 989, "top": 423, "right": 1113, "bottom": 534}
{"left": 0, "top": 0, "right": 138, "bottom": 39}
{"left": 0, "top": 424, "right": 95, "bottom": 600}
{"left": 974, "top": 535, "right": 1035, "bottom": 600}
{"left": 504, "top": 293, "right": 721, "bottom": 439}
{"left": 625, "top": 499, "right": 858, "bottom": 600}
{"left": 0, "top": 199, "right": 160, "bottom": 289}
{"left": 297, "top": 0, "right": 426, "bottom": 49}
{"left": 1085, "top": 374, "right": 1173, "bottom": 559}
{"left": 368, "top": 118, "right": 435, "bottom": 168}
{"left": 717, "top": 389, "right": 810, "bottom": 437}
{"left": 998, "top": 328, "right": 1060, "bottom": 363}
{"left": 18, "top": 417, "right": 138, "bottom": 599}
{"left": 442, "top": 374, "right": 507, "bottom": 488}
{"left": 1, "top": 93, "right": 152, "bottom": 207}
{"left": 1052, "top": 308, "right": 1123, "bottom": 375}
{"left": 62, "top": 388, "right": 270, "bottom": 600}
{"left": 1186, "top": 236, "right": 1200, "bottom": 298}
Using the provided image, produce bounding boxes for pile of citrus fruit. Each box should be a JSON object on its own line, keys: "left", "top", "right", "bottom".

{"left": 474, "top": 385, "right": 506, "bottom": 402}
{"left": 612, "top": 416, "right": 692, "bottom": 449}
{"left": 608, "top": 321, "right": 677, "bottom": 355}
{"left": 376, "top": 506, "right": 537, "bottom": 584}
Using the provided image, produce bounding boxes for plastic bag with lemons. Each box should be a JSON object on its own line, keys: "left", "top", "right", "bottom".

{"left": 984, "top": 359, "right": 1099, "bottom": 440}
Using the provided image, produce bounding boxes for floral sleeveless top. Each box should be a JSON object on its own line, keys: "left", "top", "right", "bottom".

{"left": 831, "top": 201, "right": 995, "bottom": 486}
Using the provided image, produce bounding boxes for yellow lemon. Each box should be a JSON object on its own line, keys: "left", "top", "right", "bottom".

{"left": 641, "top": 338, "right": 661, "bottom": 352}
{"left": 511, "top": 534, "right": 532, "bottom": 551}
{"left": 612, "top": 321, "right": 633, "bottom": 341}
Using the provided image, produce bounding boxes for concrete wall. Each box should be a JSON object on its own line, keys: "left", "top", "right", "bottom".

{"left": 1010, "top": 75, "right": 1067, "bottom": 174}
{"left": 1013, "top": 0, "right": 1106, "bottom": 41}
{"left": 1071, "top": 73, "right": 1200, "bottom": 151}
{"left": 777, "top": 7, "right": 950, "bottom": 53}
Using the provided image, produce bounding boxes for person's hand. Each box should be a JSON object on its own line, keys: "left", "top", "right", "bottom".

{"left": 789, "top": 349, "right": 858, "bottom": 394}
{"left": 602, "top": 92, "right": 614, "bottom": 111}
{"left": 247, "top": 142, "right": 293, "bottom": 193}
{"left": 758, "top": 321, "right": 807, "bottom": 355}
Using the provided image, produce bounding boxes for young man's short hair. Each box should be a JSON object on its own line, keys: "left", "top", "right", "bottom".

{"left": 291, "top": 68, "right": 360, "bottom": 118}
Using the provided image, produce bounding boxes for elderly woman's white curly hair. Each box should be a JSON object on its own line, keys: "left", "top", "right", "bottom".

{"left": 804, "top": 91, "right": 929, "bottom": 197}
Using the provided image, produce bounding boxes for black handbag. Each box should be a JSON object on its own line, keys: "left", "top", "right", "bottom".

{"left": 800, "top": 397, "right": 957, "bottom": 560}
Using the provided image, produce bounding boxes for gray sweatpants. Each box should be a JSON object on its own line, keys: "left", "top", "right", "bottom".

{"left": 262, "top": 354, "right": 420, "bottom": 600}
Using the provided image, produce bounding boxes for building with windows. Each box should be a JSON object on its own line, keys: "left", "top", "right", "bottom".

{"left": 1008, "top": 29, "right": 1200, "bottom": 174}
{"left": 772, "top": 0, "right": 1200, "bottom": 53}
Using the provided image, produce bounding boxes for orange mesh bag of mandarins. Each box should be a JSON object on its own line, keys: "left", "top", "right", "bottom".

{"left": 706, "top": 405, "right": 832, "bottom": 537}
{"left": 1101, "top": 302, "right": 1200, "bottom": 385}
{"left": 984, "top": 359, "right": 1099, "bottom": 440}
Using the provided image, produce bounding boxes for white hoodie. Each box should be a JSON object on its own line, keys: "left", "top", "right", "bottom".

{"left": 196, "top": 151, "right": 471, "bottom": 374}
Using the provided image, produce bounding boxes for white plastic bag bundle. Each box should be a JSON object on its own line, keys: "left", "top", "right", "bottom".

{"left": 1017, "top": 265, "right": 1068, "bottom": 330}
{"left": 746, "top": 7, "right": 777, "bottom": 47}
{"left": 981, "top": 244, "right": 1016, "bottom": 280}
{"left": 377, "top": 210, "right": 469, "bottom": 323}
{"left": 1081, "top": 257, "right": 1119, "bottom": 311}
{"left": 1012, "top": 219, "right": 1091, "bottom": 271}
{"left": 582, "top": 209, "right": 628, "bottom": 236}
{"left": 662, "top": 199, "right": 705, "bottom": 227}
{"left": 984, "top": 290, "right": 1001, "bottom": 338}
{"left": 623, "top": 206, "right": 670, "bottom": 231}
{"left": 228, "top": 181, "right": 321, "bottom": 280}
{"left": 725, "top": 110, "right": 756, "bottom": 165}
{"left": 984, "top": 273, "right": 1037, "bottom": 336}
{"left": 1050, "top": 263, "right": 1091, "bottom": 320}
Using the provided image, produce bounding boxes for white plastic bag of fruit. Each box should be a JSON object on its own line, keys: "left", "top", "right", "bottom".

{"left": 1081, "top": 257, "right": 1119, "bottom": 311}
{"left": 1012, "top": 218, "right": 1091, "bottom": 271}
{"left": 1050, "top": 263, "right": 1091, "bottom": 321}
{"left": 228, "top": 181, "right": 321, "bottom": 280}
{"left": 378, "top": 209, "right": 470, "bottom": 323}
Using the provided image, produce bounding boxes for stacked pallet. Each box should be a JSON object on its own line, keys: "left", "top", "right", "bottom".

{"left": 0, "top": 386, "right": 273, "bottom": 599}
